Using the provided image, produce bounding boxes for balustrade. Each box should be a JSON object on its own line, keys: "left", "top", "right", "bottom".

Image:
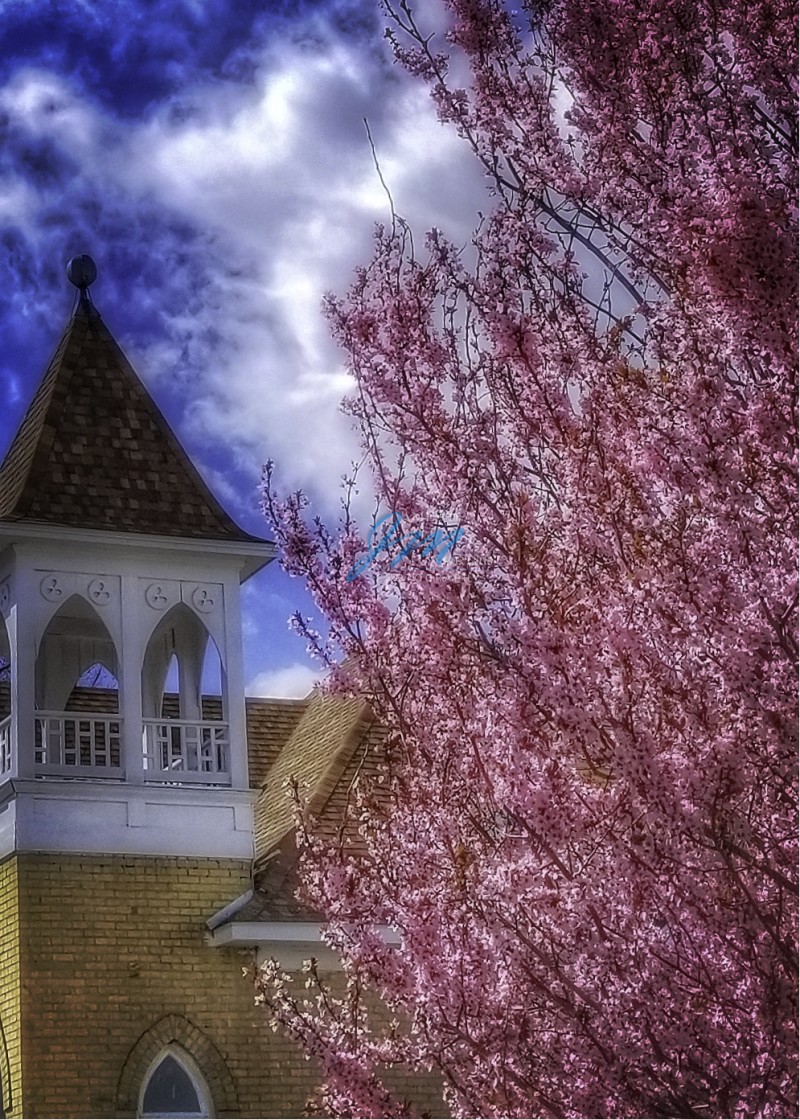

{"left": 34, "top": 712, "right": 123, "bottom": 778}
{"left": 4, "top": 713, "right": 232, "bottom": 786}
{"left": 0, "top": 715, "right": 11, "bottom": 775}
{"left": 142, "top": 718, "right": 230, "bottom": 785}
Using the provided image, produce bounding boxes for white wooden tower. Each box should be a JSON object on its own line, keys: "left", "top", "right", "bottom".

{"left": 0, "top": 256, "right": 273, "bottom": 861}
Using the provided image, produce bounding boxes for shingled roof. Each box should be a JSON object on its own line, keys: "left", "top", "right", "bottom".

{"left": 0, "top": 297, "right": 264, "bottom": 542}
{"left": 253, "top": 688, "right": 374, "bottom": 867}
{"left": 244, "top": 695, "right": 309, "bottom": 788}
{"left": 237, "top": 689, "right": 386, "bottom": 924}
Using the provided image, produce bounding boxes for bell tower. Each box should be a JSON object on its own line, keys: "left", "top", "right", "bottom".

{"left": 0, "top": 256, "right": 273, "bottom": 859}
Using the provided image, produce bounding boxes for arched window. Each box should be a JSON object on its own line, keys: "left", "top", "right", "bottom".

{"left": 35, "top": 594, "right": 119, "bottom": 714}
{"left": 117, "top": 1014, "right": 237, "bottom": 1116}
{"left": 141, "top": 605, "right": 226, "bottom": 724}
{"left": 139, "top": 1047, "right": 212, "bottom": 1118}
{"left": 141, "top": 605, "right": 229, "bottom": 784}
{"left": 34, "top": 595, "right": 121, "bottom": 775}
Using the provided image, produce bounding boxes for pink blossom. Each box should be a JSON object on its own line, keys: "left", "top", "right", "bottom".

{"left": 259, "top": 0, "right": 797, "bottom": 1115}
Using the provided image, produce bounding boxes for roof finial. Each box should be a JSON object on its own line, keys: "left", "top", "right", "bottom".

{"left": 67, "top": 254, "right": 97, "bottom": 297}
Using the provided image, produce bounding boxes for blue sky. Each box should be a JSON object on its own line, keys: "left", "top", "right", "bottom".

{"left": 0, "top": 0, "right": 485, "bottom": 696}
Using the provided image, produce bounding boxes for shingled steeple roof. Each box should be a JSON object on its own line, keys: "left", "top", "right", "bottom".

{"left": 0, "top": 290, "right": 264, "bottom": 543}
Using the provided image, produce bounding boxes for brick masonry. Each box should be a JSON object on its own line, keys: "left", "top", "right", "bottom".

{"left": 0, "top": 853, "right": 323, "bottom": 1119}
{"left": 0, "top": 857, "right": 21, "bottom": 1117}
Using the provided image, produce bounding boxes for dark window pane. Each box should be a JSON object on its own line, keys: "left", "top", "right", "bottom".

{"left": 142, "top": 1055, "right": 201, "bottom": 1114}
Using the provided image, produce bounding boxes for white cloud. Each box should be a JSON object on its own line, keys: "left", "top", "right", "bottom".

{"left": 0, "top": 14, "right": 486, "bottom": 517}
{"left": 0, "top": 177, "right": 36, "bottom": 224}
{"left": 164, "top": 52, "right": 481, "bottom": 508}
{"left": 0, "top": 69, "right": 99, "bottom": 153}
{"left": 0, "top": 0, "right": 490, "bottom": 680}
{"left": 246, "top": 662, "right": 324, "bottom": 699}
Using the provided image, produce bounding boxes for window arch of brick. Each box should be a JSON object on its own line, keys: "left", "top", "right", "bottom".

{"left": 139, "top": 1046, "right": 212, "bottom": 1118}
{"left": 116, "top": 1015, "right": 238, "bottom": 1118}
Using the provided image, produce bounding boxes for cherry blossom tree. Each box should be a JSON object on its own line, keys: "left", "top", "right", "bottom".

{"left": 259, "top": 0, "right": 797, "bottom": 1115}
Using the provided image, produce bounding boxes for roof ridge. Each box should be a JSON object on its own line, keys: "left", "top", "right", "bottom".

{"left": 246, "top": 695, "right": 311, "bottom": 707}
{"left": 306, "top": 702, "right": 374, "bottom": 820}
{"left": 0, "top": 313, "right": 76, "bottom": 515}
{"left": 252, "top": 690, "right": 374, "bottom": 867}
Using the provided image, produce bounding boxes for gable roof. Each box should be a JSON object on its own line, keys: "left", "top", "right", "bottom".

{"left": 252, "top": 688, "right": 374, "bottom": 867}
{"left": 205, "top": 688, "right": 387, "bottom": 931}
{"left": 0, "top": 298, "right": 265, "bottom": 542}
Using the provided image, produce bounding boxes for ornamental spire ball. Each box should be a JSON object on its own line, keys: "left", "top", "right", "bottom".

{"left": 66, "top": 254, "right": 97, "bottom": 291}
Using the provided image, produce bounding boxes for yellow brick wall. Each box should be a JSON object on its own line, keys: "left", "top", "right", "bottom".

{"left": 0, "top": 856, "right": 22, "bottom": 1117}
{"left": 14, "top": 853, "right": 323, "bottom": 1119}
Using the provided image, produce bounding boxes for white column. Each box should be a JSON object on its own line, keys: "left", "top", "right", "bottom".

{"left": 120, "top": 575, "right": 144, "bottom": 784}
{"left": 222, "top": 576, "right": 249, "bottom": 791}
{"left": 12, "top": 569, "right": 36, "bottom": 780}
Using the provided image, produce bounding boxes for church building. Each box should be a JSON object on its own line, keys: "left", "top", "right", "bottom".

{"left": 0, "top": 258, "right": 437, "bottom": 1119}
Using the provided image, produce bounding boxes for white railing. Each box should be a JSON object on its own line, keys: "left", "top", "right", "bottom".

{"left": 142, "top": 719, "right": 230, "bottom": 785}
{"left": 0, "top": 716, "right": 11, "bottom": 775}
{"left": 35, "top": 712, "right": 123, "bottom": 777}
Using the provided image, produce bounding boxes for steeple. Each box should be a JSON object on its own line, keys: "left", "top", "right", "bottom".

{"left": 0, "top": 256, "right": 261, "bottom": 543}
{"left": 0, "top": 257, "right": 272, "bottom": 860}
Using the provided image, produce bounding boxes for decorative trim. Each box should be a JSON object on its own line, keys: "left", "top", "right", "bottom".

{"left": 190, "top": 585, "right": 217, "bottom": 615}
{"left": 87, "top": 577, "right": 113, "bottom": 605}
{"left": 7, "top": 780, "right": 257, "bottom": 805}
{"left": 210, "top": 921, "right": 327, "bottom": 946}
{"left": 208, "top": 920, "right": 400, "bottom": 949}
{"left": 0, "top": 521, "right": 275, "bottom": 583}
{"left": 40, "top": 575, "right": 64, "bottom": 602}
{"left": 145, "top": 583, "right": 170, "bottom": 610}
{"left": 116, "top": 1015, "right": 238, "bottom": 1117}
{"left": 2, "top": 781, "right": 257, "bottom": 861}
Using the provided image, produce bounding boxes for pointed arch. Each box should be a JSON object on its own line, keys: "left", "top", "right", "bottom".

{"left": 35, "top": 593, "right": 120, "bottom": 713}
{"left": 116, "top": 1015, "right": 237, "bottom": 1117}
{"left": 139, "top": 1046, "right": 211, "bottom": 1118}
{"left": 34, "top": 594, "right": 121, "bottom": 775}
{"left": 141, "top": 605, "right": 230, "bottom": 783}
{"left": 141, "top": 604, "right": 226, "bottom": 723}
